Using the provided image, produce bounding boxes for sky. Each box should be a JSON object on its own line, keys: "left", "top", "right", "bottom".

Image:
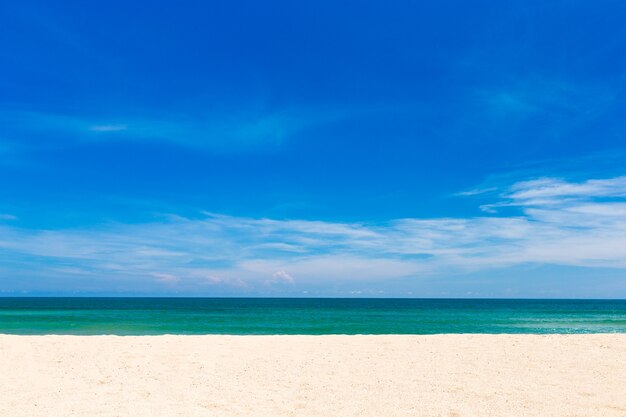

{"left": 1, "top": 0, "right": 626, "bottom": 297}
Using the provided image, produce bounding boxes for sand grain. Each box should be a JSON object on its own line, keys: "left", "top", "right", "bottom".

{"left": 1, "top": 334, "right": 625, "bottom": 416}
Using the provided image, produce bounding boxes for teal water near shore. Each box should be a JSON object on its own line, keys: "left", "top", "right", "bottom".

{"left": 1, "top": 298, "right": 625, "bottom": 335}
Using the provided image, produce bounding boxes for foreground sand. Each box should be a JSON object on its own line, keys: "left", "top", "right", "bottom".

{"left": 1, "top": 335, "right": 625, "bottom": 417}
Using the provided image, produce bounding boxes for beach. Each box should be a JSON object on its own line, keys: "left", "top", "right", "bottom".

{"left": 1, "top": 335, "right": 625, "bottom": 416}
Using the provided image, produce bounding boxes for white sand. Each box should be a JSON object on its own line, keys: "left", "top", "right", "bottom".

{"left": 1, "top": 334, "right": 625, "bottom": 416}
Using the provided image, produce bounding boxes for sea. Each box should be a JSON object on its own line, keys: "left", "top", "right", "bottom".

{"left": 0, "top": 298, "right": 625, "bottom": 335}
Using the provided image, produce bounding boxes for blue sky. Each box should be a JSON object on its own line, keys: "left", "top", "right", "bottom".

{"left": 1, "top": 0, "right": 626, "bottom": 297}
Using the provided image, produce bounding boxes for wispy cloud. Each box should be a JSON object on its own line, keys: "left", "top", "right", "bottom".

{"left": 88, "top": 124, "right": 128, "bottom": 132}
{"left": 467, "top": 74, "right": 621, "bottom": 145}
{"left": 0, "top": 106, "right": 344, "bottom": 152}
{"left": 480, "top": 176, "right": 626, "bottom": 212}
{"left": 507, "top": 176, "right": 626, "bottom": 201}
{"left": 2, "top": 175, "right": 626, "bottom": 294}
{"left": 478, "top": 75, "right": 617, "bottom": 120}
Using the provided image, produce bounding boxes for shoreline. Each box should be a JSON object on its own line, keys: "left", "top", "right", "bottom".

{"left": 2, "top": 332, "right": 626, "bottom": 336}
{"left": 2, "top": 334, "right": 625, "bottom": 416}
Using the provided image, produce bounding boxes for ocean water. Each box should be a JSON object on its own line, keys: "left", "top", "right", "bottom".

{"left": 0, "top": 298, "right": 625, "bottom": 335}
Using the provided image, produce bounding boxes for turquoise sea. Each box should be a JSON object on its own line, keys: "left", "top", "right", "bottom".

{"left": 1, "top": 298, "right": 625, "bottom": 335}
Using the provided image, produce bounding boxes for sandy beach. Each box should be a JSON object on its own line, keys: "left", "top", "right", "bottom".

{"left": 1, "top": 334, "right": 625, "bottom": 417}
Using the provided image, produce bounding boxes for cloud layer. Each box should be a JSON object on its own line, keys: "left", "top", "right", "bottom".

{"left": 2, "top": 175, "right": 626, "bottom": 295}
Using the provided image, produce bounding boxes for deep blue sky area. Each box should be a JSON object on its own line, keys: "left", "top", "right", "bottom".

{"left": 1, "top": 1, "right": 626, "bottom": 296}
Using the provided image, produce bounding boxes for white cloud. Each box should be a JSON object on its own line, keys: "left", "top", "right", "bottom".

{"left": 479, "top": 176, "right": 626, "bottom": 212}
{"left": 266, "top": 270, "right": 295, "bottom": 285}
{"left": 2, "top": 175, "right": 626, "bottom": 292}
{"left": 507, "top": 176, "right": 626, "bottom": 202}
{"left": 152, "top": 273, "right": 178, "bottom": 283}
